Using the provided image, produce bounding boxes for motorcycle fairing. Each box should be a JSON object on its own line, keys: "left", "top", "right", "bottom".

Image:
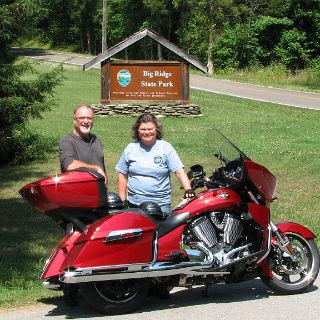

{"left": 244, "top": 160, "right": 276, "bottom": 202}
{"left": 247, "top": 203, "right": 270, "bottom": 228}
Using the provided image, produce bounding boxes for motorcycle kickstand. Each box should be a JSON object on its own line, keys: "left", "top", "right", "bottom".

{"left": 202, "top": 284, "right": 211, "bottom": 297}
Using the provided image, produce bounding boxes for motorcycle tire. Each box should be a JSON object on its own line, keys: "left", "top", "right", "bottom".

{"left": 80, "top": 279, "right": 149, "bottom": 315}
{"left": 261, "top": 232, "right": 319, "bottom": 294}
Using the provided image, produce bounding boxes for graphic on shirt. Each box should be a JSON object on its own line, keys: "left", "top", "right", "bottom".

{"left": 154, "top": 155, "right": 163, "bottom": 165}
{"left": 117, "top": 69, "right": 131, "bottom": 87}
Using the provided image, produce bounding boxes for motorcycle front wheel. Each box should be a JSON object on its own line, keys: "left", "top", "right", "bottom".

{"left": 80, "top": 279, "right": 149, "bottom": 314}
{"left": 261, "top": 232, "right": 319, "bottom": 294}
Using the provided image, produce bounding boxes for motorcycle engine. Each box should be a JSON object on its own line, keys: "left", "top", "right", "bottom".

{"left": 187, "top": 212, "right": 248, "bottom": 266}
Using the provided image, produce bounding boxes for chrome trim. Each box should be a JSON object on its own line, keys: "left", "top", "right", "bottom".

{"left": 60, "top": 242, "right": 228, "bottom": 284}
{"left": 104, "top": 228, "right": 143, "bottom": 242}
{"left": 247, "top": 190, "right": 260, "bottom": 204}
{"left": 65, "top": 223, "right": 74, "bottom": 235}
{"left": 152, "top": 231, "right": 158, "bottom": 263}
{"left": 224, "top": 244, "right": 251, "bottom": 264}
{"left": 269, "top": 220, "right": 278, "bottom": 232}
{"left": 40, "top": 248, "right": 60, "bottom": 279}
{"left": 43, "top": 280, "right": 62, "bottom": 291}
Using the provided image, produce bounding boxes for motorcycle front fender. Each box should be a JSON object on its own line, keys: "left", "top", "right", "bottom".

{"left": 276, "top": 221, "right": 316, "bottom": 239}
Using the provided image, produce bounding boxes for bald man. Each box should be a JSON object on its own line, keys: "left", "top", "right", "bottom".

{"left": 59, "top": 105, "right": 107, "bottom": 185}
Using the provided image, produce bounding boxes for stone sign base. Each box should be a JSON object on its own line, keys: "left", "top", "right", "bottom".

{"left": 91, "top": 103, "right": 202, "bottom": 117}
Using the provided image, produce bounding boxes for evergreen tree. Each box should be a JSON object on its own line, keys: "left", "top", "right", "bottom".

{"left": 0, "top": 1, "right": 64, "bottom": 165}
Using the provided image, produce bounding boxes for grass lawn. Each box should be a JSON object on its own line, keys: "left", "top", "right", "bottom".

{"left": 0, "top": 60, "right": 319, "bottom": 309}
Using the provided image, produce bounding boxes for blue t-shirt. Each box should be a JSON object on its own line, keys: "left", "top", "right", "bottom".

{"left": 115, "top": 140, "right": 184, "bottom": 207}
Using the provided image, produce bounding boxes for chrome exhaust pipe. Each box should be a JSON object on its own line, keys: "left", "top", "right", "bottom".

{"left": 60, "top": 242, "right": 228, "bottom": 284}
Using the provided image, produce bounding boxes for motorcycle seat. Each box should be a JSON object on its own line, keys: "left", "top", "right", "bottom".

{"left": 157, "top": 211, "right": 190, "bottom": 238}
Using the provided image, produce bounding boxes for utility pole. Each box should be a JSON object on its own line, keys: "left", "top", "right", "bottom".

{"left": 102, "top": 0, "right": 107, "bottom": 52}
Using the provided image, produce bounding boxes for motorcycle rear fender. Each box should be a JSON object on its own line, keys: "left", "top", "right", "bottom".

{"left": 41, "top": 231, "right": 83, "bottom": 280}
{"left": 259, "top": 221, "right": 316, "bottom": 277}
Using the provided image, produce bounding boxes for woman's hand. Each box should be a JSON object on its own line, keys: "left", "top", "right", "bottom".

{"left": 184, "top": 189, "right": 195, "bottom": 198}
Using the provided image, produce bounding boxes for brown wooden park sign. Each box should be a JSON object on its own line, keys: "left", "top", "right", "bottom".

{"left": 109, "top": 61, "right": 183, "bottom": 102}
{"left": 83, "top": 28, "right": 207, "bottom": 106}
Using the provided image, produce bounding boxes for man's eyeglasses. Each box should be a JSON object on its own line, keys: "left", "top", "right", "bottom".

{"left": 75, "top": 116, "right": 93, "bottom": 121}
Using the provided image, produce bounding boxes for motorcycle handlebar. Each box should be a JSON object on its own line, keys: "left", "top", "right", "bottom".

{"left": 191, "top": 177, "right": 218, "bottom": 190}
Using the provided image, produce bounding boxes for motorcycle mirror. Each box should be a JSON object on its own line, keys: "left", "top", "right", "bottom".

{"left": 188, "top": 164, "right": 205, "bottom": 179}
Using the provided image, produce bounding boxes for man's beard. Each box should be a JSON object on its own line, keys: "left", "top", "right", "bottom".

{"left": 78, "top": 125, "right": 91, "bottom": 135}
{"left": 76, "top": 126, "right": 91, "bottom": 136}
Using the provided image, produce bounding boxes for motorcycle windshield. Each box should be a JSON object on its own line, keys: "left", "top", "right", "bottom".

{"left": 205, "top": 128, "right": 276, "bottom": 201}
{"left": 209, "top": 129, "right": 250, "bottom": 165}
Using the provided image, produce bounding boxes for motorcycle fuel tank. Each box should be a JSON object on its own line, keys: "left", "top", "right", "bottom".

{"left": 19, "top": 169, "right": 107, "bottom": 213}
{"left": 174, "top": 188, "right": 241, "bottom": 217}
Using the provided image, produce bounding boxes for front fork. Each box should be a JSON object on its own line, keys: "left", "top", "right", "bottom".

{"left": 269, "top": 221, "right": 298, "bottom": 262}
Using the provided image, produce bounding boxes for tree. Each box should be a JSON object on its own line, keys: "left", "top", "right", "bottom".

{"left": 174, "top": 0, "right": 239, "bottom": 73}
{"left": 0, "top": 1, "right": 23, "bottom": 58}
{"left": 143, "top": 0, "right": 179, "bottom": 41}
{"left": 0, "top": 1, "right": 64, "bottom": 165}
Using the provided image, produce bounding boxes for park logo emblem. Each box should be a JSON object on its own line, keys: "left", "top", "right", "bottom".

{"left": 117, "top": 69, "right": 131, "bottom": 87}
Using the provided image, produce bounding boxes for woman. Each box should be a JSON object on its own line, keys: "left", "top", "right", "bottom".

{"left": 115, "top": 113, "right": 194, "bottom": 215}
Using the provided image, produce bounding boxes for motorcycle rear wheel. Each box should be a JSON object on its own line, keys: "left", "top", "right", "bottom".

{"left": 80, "top": 279, "right": 149, "bottom": 314}
{"left": 261, "top": 232, "right": 319, "bottom": 294}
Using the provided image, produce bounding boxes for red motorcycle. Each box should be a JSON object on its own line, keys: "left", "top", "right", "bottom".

{"left": 19, "top": 129, "right": 319, "bottom": 314}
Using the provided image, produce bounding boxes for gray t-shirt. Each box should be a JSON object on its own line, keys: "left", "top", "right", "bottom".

{"left": 59, "top": 132, "right": 105, "bottom": 172}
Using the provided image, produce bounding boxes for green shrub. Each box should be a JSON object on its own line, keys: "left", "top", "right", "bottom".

{"left": 213, "top": 25, "right": 259, "bottom": 70}
{"left": 274, "top": 29, "right": 308, "bottom": 70}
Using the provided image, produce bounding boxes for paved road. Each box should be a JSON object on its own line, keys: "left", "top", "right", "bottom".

{"left": 1, "top": 277, "right": 319, "bottom": 320}
{"left": 190, "top": 75, "right": 320, "bottom": 110}
{"left": 15, "top": 48, "right": 320, "bottom": 110}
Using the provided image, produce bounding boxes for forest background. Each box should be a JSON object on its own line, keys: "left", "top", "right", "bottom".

{"left": 4, "top": 0, "right": 320, "bottom": 73}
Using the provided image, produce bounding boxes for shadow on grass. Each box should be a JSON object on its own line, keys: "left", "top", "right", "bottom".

{"left": 0, "top": 197, "right": 62, "bottom": 285}
{"left": 0, "top": 161, "right": 63, "bottom": 288}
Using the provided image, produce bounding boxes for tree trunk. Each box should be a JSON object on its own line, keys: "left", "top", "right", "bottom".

{"left": 207, "top": 1, "right": 215, "bottom": 75}
{"left": 87, "top": 30, "right": 91, "bottom": 53}
{"left": 207, "top": 31, "right": 214, "bottom": 75}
